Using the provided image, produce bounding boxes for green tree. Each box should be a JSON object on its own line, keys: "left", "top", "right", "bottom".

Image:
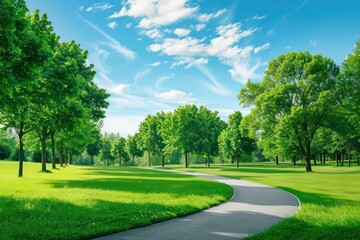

{"left": 99, "top": 140, "right": 115, "bottom": 166}
{"left": 126, "top": 133, "right": 144, "bottom": 166}
{"left": 112, "top": 137, "right": 128, "bottom": 166}
{"left": 198, "top": 107, "right": 226, "bottom": 167}
{"left": 239, "top": 51, "right": 339, "bottom": 171}
{"left": 219, "top": 111, "right": 256, "bottom": 168}
{"left": 86, "top": 128, "right": 102, "bottom": 165}
{"left": 138, "top": 115, "right": 158, "bottom": 167}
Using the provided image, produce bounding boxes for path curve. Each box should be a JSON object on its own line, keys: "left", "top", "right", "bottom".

{"left": 95, "top": 170, "right": 300, "bottom": 240}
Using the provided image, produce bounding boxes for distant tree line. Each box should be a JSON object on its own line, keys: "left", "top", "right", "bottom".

{"left": 0, "top": 0, "right": 109, "bottom": 177}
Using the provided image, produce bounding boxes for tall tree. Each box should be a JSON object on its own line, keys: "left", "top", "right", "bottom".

{"left": 239, "top": 51, "right": 340, "bottom": 171}
{"left": 0, "top": 3, "right": 53, "bottom": 177}
{"left": 138, "top": 115, "right": 158, "bottom": 167}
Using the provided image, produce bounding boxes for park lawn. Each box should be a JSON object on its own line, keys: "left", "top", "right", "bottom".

{"left": 166, "top": 163, "right": 360, "bottom": 240}
{"left": 0, "top": 161, "right": 233, "bottom": 240}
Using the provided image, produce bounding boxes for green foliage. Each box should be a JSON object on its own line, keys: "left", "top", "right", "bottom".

{"left": 125, "top": 133, "right": 144, "bottom": 166}
{"left": 32, "top": 150, "right": 50, "bottom": 163}
{"left": 239, "top": 51, "right": 340, "bottom": 171}
{"left": 99, "top": 140, "right": 115, "bottom": 166}
{"left": 0, "top": 145, "right": 12, "bottom": 160}
{"left": 111, "top": 137, "right": 128, "bottom": 166}
{"left": 0, "top": 161, "right": 232, "bottom": 239}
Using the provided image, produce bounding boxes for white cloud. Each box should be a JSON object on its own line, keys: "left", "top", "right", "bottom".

{"left": 79, "top": 6, "right": 84, "bottom": 11}
{"left": 254, "top": 43, "right": 270, "bottom": 54}
{"left": 149, "top": 23, "right": 256, "bottom": 60}
{"left": 125, "top": 23, "right": 132, "bottom": 28}
{"left": 155, "top": 90, "right": 194, "bottom": 104}
{"left": 310, "top": 40, "right": 317, "bottom": 46}
{"left": 195, "top": 23, "right": 206, "bottom": 31}
{"left": 171, "top": 57, "right": 208, "bottom": 69}
{"left": 156, "top": 74, "right": 176, "bottom": 89}
{"left": 86, "top": 3, "right": 114, "bottom": 12}
{"left": 110, "top": 84, "right": 130, "bottom": 95}
{"left": 252, "top": 15, "right": 266, "bottom": 21}
{"left": 134, "top": 69, "right": 151, "bottom": 86}
{"left": 150, "top": 61, "right": 161, "bottom": 67}
{"left": 174, "top": 28, "right": 191, "bottom": 37}
{"left": 108, "top": 21, "right": 118, "bottom": 29}
{"left": 110, "top": 0, "right": 198, "bottom": 28}
{"left": 228, "top": 61, "right": 262, "bottom": 84}
{"left": 198, "top": 9, "right": 227, "bottom": 23}
{"left": 78, "top": 14, "right": 136, "bottom": 60}
{"left": 285, "top": 45, "right": 292, "bottom": 50}
{"left": 142, "top": 28, "right": 163, "bottom": 39}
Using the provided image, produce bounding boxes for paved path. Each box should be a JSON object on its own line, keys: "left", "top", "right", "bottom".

{"left": 95, "top": 170, "right": 300, "bottom": 240}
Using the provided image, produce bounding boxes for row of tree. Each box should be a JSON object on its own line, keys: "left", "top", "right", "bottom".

{"left": 239, "top": 40, "right": 360, "bottom": 171}
{"left": 0, "top": 1, "right": 109, "bottom": 176}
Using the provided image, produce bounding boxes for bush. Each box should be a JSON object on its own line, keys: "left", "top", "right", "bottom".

{"left": 0, "top": 144, "right": 12, "bottom": 160}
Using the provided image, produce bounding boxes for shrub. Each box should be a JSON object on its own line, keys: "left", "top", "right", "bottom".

{"left": 0, "top": 144, "right": 12, "bottom": 160}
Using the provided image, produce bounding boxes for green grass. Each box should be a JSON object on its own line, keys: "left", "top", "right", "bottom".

{"left": 0, "top": 161, "right": 233, "bottom": 240}
{"left": 165, "top": 163, "right": 360, "bottom": 240}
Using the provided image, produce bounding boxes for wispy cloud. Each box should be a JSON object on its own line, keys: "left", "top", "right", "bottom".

{"left": 252, "top": 15, "right": 266, "bottom": 21}
{"left": 108, "top": 21, "right": 118, "bottom": 29}
{"left": 77, "top": 14, "right": 136, "bottom": 60}
{"left": 294, "top": 0, "right": 308, "bottom": 14}
{"left": 156, "top": 74, "right": 176, "bottom": 89}
{"left": 194, "top": 63, "right": 233, "bottom": 96}
{"left": 86, "top": 3, "right": 114, "bottom": 12}
{"left": 254, "top": 43, "right": 270, "bottom": 54}
{"left": 110, "top": 84, "right": 130, "bottom": 96}
{"left": 134, "top": 69, "right": 151, "bottom": 87}
{"left": 310, "top": 40, "right": 317, "bottom": 46}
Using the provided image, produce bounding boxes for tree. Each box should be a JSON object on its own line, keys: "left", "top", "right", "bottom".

{"left": 165, "top": 105, "right": 202, "bottom": 168}
{"left": 239, "top": 51, "right": 339, "bottom": 171}
{"left": 0, "top": 4, "right": 53, "bottom": 177}
{"left": 219, "top": 111, "right": 256, "bottom": 168}
{"left": 198, "top": 107, "right": 226, "bottom": 167}
{"left": 126, "top": 133, "right": 144, "bottom": 166}
{"left": 138, "top": 115, "right": 158, "bottom": 167}
{"left": 99, "top": 140, "right": 114, "bottom": 166}
{"left": 86, "top": 128, "right": 102, "bottom": 165}
{"left": 112, "top": 137, "right": 128, "bottom": 166}
{"left": 153, "top": 112, "right": 168, "bottom": 167}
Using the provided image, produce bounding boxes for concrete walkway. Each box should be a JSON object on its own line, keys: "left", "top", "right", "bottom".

{"left": 95, "top": 170, "right": 300, "bottom": 240}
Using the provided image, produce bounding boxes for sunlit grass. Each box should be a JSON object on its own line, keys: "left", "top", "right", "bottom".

{"left": 165, "top": 163, "right": 360, "bottom": 240}
{"left": 0, "top": 161, "right": 233, "bottom": 240}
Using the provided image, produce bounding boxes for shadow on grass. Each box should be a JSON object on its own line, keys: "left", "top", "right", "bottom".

{"left": 47, "top": 176, "right": 228, "bottom": 197}
{"left": 277, "top": 186, "right": 359, "bottom": 207}
{"left": 0, "top": 195, "right": 209, "bottom": 240}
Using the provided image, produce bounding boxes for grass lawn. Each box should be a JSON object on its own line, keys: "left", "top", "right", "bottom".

{"left": 0, "top": 161, "right": 233, "bottom": 240}
{"left": 165, "top": 163, "right": 360, "bottom": 240}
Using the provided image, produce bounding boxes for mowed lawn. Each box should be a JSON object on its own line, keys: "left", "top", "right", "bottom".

{"left": 168, "top": 163, "right": 360, "bottom": 240}
{"left": 0, "top": 161, "right": 233, "bottom": 240}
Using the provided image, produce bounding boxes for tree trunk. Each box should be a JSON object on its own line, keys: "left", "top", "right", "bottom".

{"left": 185, "top": 151, "right": 188, "bottom": 168}
{"left": 119, "top": 157, "right": 122, "bottom": 167}
{"left": 69, "top": 149, "right": 73, "bottom": 165}
{"left": 293, "top": 156, "right": 296, "bottom": 165}
{"left": 207, "top": 153, "right": 210, "bottom": 168}
{"left": 148, "top": 151, "right": 151, "bottom": 167}
{"left": 313, "top": 154, "right": 317, "bottom": 166}
{"left": 59, "top": 147, "right": 64, "bottom": 167}
{"left": 51, "top": 131, "right": 56, "bottom": 169}
{"left": 348, "top": 147, "right": 351, "bottom": 167}
{"left": 323, "top": 150, "right": 326, "bottom": 164}
{"left": 90, "top": 155, "right": 94, "bottom": 166}
{"left": 18, "top": 123, "right": 25, "bottom": 177}
{"left": 319, "top": 153, "right": 323, "bottom": 164}
{"left": 162, "top": 155, "right": 165, "bottom": 167}
{"left": 275, "top": 156, "right": 279, "bottom": 165}
{"left": 41, "top": 126, "right": 47, "bottom": 172}
{"left": 341, "top": 150, "right": 345, "bottom": 166}
{"left": 65, "top": 148, "right": 68, "bottom": 165}
{"left": 236, "top": 156, "right": 240, "bottom": 168}
{"left": 132, "top": 156, "right": 135, "bottom": 166}
{"left": 305, "top": 144, "right": 312, "bottom": 172}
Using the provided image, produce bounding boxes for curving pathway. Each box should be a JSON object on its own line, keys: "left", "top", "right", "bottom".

{"left": 95, "top": 170, "right": 300, "bottom": 240}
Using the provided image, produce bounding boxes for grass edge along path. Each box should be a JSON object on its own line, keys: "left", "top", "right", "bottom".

{"left": 0, "top": 161, "right": 233, "bottom": 240}
{"left": 163, "top": 163, "right": 360, "bottom": 240}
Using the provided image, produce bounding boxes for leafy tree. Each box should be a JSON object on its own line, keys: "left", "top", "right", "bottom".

{"left": 219, "top": 111, "right": 256, "bottom": 168}
{"left": 239, "top": 51, "right": 339, "bottom": 171}
{"left": 126, "top": 133, "right": 144, "bottom": 166}
{"left": 112, "top": 137, "right": 128, "bottom": 166}
{"left": 99, "top": 140, "right": 115, "bottom": 166}
{"left": 198, "top": 107, "right": 226, "bottom": 167}
{"left": 0, "top": 145, "right": 12, "bottom": 160}
{"left": 86, "top": 128, "right": 102, "bottom": 165}
{"left": 138, "top": 115, "right": 158, "bottom": 167}
{"left": 0, "top": 5, "right": 53, "bottom": 177}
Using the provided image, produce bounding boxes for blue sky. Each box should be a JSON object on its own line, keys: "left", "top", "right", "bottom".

{"left": 26, "top": 0, "right": 360, "bottom": 136}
